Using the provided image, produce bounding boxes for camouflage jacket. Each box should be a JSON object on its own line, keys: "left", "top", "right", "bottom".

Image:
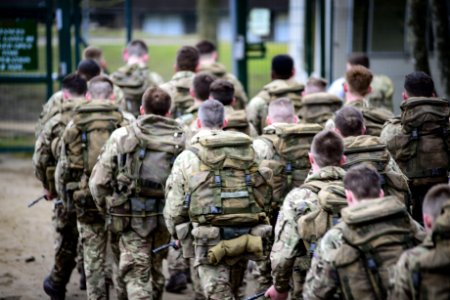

{"left": 270, "top": 166, "right": 346, "bottom": 292}
{"left": 380, "top": 116, "right": 401, "bottom": 145}
{"left": 198, "top": 62, "right": 248, "bottom": 109}
{"left": 160, "top": 71, "right": 195, "bottom": 115}
{"left": 35, "top": 91, "right": 64, "bottom": 138}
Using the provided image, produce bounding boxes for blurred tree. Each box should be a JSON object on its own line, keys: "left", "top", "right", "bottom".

{"left": 407, "top": 0, "right": 431, "bottom": 74}
{"left": 197, "top": 0, "right": 219, "bottom": 46}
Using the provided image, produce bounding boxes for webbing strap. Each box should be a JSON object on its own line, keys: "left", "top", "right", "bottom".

{"left": 359, "top": 245, "right": 387, "bottom": 300}
{"left": 80, "top": 130, "right": 89, "bottom": 173}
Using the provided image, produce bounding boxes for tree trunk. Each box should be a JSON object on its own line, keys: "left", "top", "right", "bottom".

{"left": 407, "top": 0, "right": 431, "bottom": 74}
{"left": 430, "top": 0, "right": 450, "bottom": 98}
{"left": 197, "top": 0, "right": 219, "bottom": 47}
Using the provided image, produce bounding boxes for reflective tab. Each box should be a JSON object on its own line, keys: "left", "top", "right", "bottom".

{"left": 81, "top": 132, "right": 87, "bottom": 143}
{"left": 411, "top": 129, "right": 418, "bottom": 140}
{"left": 210, "top": 206, "right": 222, "bottom": 214}
{"left": 221, "top": 190, "right": 249, "bottom": 199}
{"left": 139, "top": 148, "right": 146, "bottom": 160}
{"left": 367, "top": 258, "right": 377, "bottom": 270}
{"left": 285, "top": 162, "right": 292, "bottom": 173}
{"left": 183, "top": 193, "right": 191, "bottom": 208}
{"left": 214, "top": 175, "right": 222, "bottom": 187}
{"left": 332, "top": 216, "right": 339, "bottom": 226}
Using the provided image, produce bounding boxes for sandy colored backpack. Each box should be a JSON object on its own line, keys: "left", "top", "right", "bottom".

{"left": 362, "top": 107, "right": 394, "bottom": 137}
{"left": 266, "top": 80, "right": 305, "bottom": 116}
{"left": 300, "top": 92, "right": 342, "bottom": 126}
{"left": 223, "top": 109, "right": 252, "bottom": 135}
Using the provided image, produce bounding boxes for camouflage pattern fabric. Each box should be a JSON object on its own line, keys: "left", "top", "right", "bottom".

{"left": 380, "top": 116, "right": 401, "bottom": 145}
{"left": 35, "top": 91, "right": 64, "bottom": 138}
{"left": 367, "top": 75, "right": 395, "bottom": 111}
{"left": 160, "top": 71, "right": 196, "bottom": 118}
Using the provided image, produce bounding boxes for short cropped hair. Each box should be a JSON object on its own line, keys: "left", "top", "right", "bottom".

{"left": 83, "top": 46, "right": 102, "bottom": 62}
{"left": 198, "top": 99, "right": 224, "bottom": 129}
{"left": 62, "top": 73, "right": 87, "bottom": 97}
{"left": 196, "top": 40, "right": 216, "bottom": 55}
{"left": 311, "top": 130, "right": 344, "bottom": 168}
{"left": 404, "top": 71, "right": 436, "bottom": 98}
{"left": 344, "top": 165, "right": 382, "bottom": 200}
{"left": 272, "top": 55, "right": 294, "bottom": 80}
{"left": 88, "top": 75, "right": 114, "bottom": 99}
{"left": 305, "top": 77, "right": 327, "bottom": 94}
{"left": 127, "top": 39, "right": 148, "bottom": 57}
{"left": 142, "top": 87, "right": 171, "bottom": 116}
{"left": 193, "top": 72, "right": 217, "bottom": 101}
{"left": 346, "top": 65, "right": 373, "bottom": 96}
{"left": 268, "top": 98, "right": 297, "bottom": 123}
{"left": 177, "top": 46, "right": 200, "bottom": 72}
{"left": 77, "top": 59, "right": 101, "bottom": 82}
{"left": 334, "top": 106, "right": 365, "bottom": 137}
{"left": 423, "top": 184, "right": 450, "bottom": 222}
{"left": 209, "top": 79, "right": 234, "bottom": 106}
{"left": 348, "top": 53, "right": 370, "bottom": 68}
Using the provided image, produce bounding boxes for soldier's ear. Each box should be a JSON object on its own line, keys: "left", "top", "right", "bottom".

{"left": 345, "top": 189, "right": 356, "bottom": 205}
{"left": 379, "top": 189, "right": 384, "bottom": 198}
{"left": 402, "top": 91, "right": 408, "bottom": 101}
{"left": 361, "top": 125, "right": 366, "bottom": 135}
{"left": 423, "top": 213, "right": 433, "bottom": 232}
{"left": 140, "top": 105, "right": 145, "bottom": 116}
{"left": 85, "top": 92, "right": 92, "bottom": 101}
{"left": 196, "top": 118, "right": 202, "bottom": 129}
{"left": 222, "top": 118, "right": 229, "bottom": 128}
{"left": 266, "top": 116, "right": 272, "bottom": 125}
{"left": 367, "top": 86, "right": 372, "bottom": 94}
{"left": 343, "top": 82, "right": 348, "bottom": 93}
{"left": 141, "top": 54, "right": 149, "bottom": 63}
{"left": 293, "top": 115, "right": 299, "bottom": 124}
{"left": 308, "top": 152, "right": 315, "bottom": 165}
{"left": 339, "top": 155, "right": 346, "bottom": 166}
{"left": 123, "top": 49, "right": 129, "bottom": 62}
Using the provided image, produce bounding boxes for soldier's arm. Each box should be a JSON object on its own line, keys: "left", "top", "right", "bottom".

{"left": 252, "top": 138, "right": 275, "bottom": 162}
{"left": 149, "top": 72, "right": 164, "bottom": 86}
{"left": 246, "top": 95, "right": 266, "bottom": 135}
{"left": 32, "top": 131, "right": 52, "bottom": 187}
{"left": 387, "top": 251, "right": 414, "bottom": 300}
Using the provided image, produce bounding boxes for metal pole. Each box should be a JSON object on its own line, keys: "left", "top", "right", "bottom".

{"left": 289, "top": 0, "right": 308, "bottom": 83}
{"left": 45, "top": 0, "right": 53, "bottom": 99}
{"left": 230, "top": 0, "right": 248, "bottom": 93}
{"left": 57, "top": 0, "right": 72, "bottom": 78}
{"left": 73, "top": 0, "right": 82, "bottom": 65}
{"left": 319, "top": 0, "right": 326, "bottom": 78}
{"left": 125, "top": 0, "right": 132, "bottom": 43}
{"left": 325, "top": 0, "right": 334, "bottom": 84}
{"left": 305, "top": 0, "right": 313, "bottom": 76}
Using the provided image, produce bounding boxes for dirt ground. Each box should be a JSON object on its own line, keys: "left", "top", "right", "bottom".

{"left": 0, "top": 154, "right": 258, "bottom": 300}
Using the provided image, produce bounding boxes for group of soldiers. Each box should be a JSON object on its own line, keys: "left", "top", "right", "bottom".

{"left": 32, "top": 38, "right": 450, "bottom": 300}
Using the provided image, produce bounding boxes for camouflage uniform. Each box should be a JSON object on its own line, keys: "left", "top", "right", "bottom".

{"left": 160, "top": 71, "right": 195, "bottom": 118}
{"left": 198, "top": 62, "right": 248, "bottom": 110}
{"left": 89, "top": 114, "right": 182, "bottom": 300}
{"left": 303, "top": 198, "right": 425, "bottom": 300}
{"left": 380, "top": 116, "right": 401, "bottom": 145}
{"left": 35, "top": 91, "right": 64, "bottom": 138}
{"left": 270, "top": 166, "right": 346, "bottom": 298}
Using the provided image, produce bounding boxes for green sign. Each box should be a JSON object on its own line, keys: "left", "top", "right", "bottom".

{"left": 0, "top": 20, "right": 38, "bottom": 71}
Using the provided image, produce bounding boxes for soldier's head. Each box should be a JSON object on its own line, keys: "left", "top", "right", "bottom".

{"left": 347, "top": 53, "right": 370, "bottom": 70}
{"left": 61, "top": 73, "right": 87, "bottom": 100}
{"left": 209, "top": 79, "right": 235, "bottom": 106}
{"left": 192, "top": 72, "right": 217, "bottom": 102}
{"left": 196, "top": 40, "right": 218, "bottom": 64}
{"left": 309, "top": 130, "right": 345, "bottom": 172}
{"left": 403, "top": 71, "right": 436, "bottom": 99}
{"left": 343, "top": 165, "right": 384, "bottom": 205}
{"left": 83, "top": 46, "right": 107, "bottom": 71}
{"left": 176, "top": 46, "right": 200, "bottom": 72}
{"left": 345, "top": 65, "right": 373, "bottom": 97}
{"left": 197, "top": 99, "right": 227, "bottom": 130}
{"left": 422, "top": 184, "right": 450, "bottom": 232}
{"left": 77, "top": 59, "right": 101, "bottom": 82}
{"left": 267, "top": 98, "right": 298, "bottom": 124}
{"left": 86, "top": 75, "right": 114, "bottom": 101}
{"left": 303, "top": 77, "right": 327, "bottom": 95}
{"left": 124, "top": 39, "right": 149, "bottom": 65}
{"left": 271, "top": 55, "right": 294, "bottom": 80}
{"left": 140, "top": 87, "right": 171, "bottom": 116}
{"left": 334, "top": 106, "right": 365, "bottom": 137}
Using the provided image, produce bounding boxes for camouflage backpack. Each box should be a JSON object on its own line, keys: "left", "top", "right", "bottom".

{"left": 171, "top": 82, "right": 195, "bottom": 119}
{"left": 259, "top": 123, "right": 323, "bottom": 207}
{"left": 186, "top": 131, "right": 272, "bottom": 227}
{"left": 300, "top": 92, "right": 342, "bottom": 126}
{"left": 410, "top": 200, "right": 450, "bottom": 299}
{"left": 108, "top": 116, "right": 185, "bottom": 237}
{"left": 333, "top": 197, "right": 419, "bottom": 300}
{"left": 298, "top": 181, "right": 347, "bottom": 253}
{"left": 35, "top": 91, "right": 64, "bottom": 138}
{"left": 366, "top": 75, "right": 395, "bottom": 112}
{"left": 387, "top": 97, "right": 450, "bottom": 184}
{"left": 343, "top": 135, "right": 410, "bottom": 208}
{"left": 111, "top": 64, "right": 152, "bottom": 117}
{"left": 362, "top": 107, "right": 394, "bottom": 136}
{"left": 266, "top": 80, "right": 305, "bottom": 116}
{"left": 223, "top": 109, "right": 252, "bottom": 136}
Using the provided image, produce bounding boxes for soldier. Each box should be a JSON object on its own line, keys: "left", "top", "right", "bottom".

{"left": 160, "top": 45, "right": 200, "bottom": 118}
{"left": 196, "top": 40, "right": 248, "bottom": 109}
{"left": 389, "top": 184, "right": 450, "bottom": 300}
{"left": 55, "top": 76, "right": 134, "bottom": 300}
{"left": 111, "top": 39, "right": 164, "bottom": 116}
{"left": 328, "top": 53, "right": 395, "bottom": 111}
{"left": 386, "top": 71, "right": 448, "bottom": 223}
{"left": 265, "top": 130, "right": 347, "bottom": 300}
{"left": 334, "top": 106, "right": 411, "bottom": 208}
{"left": 33, "top": 73, "right": 87, "bottom": 300}
{"left": 89, "top": 86, "right": 185, "bottom": 299}
{"left": 164, "top": 99, "right": 273, "bottom": 300}
{"left": 247, "top": 55, "right": 304, "bottom": 134}
{"left": 301, "top": 165, "right": 425, "bottom": 300}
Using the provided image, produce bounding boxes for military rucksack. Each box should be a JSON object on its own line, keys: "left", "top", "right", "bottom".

{"left": 343, "top": 135, "right": 410, "bottom": 207}
{"left": 410, "top": 200, "right": 450, "bottom": 299}
{"left": 387, "top": 97, "right": 450, "bottom": 184}
{"left": 366, "top": 75, "right": 395, "bottom": 112}
{"left": 223, "top": 109, "right": 252, "bottom": 135}
{"left": 362, "top": 107, "right": 394, "bottom": 137}
{"left": 300, "top": 92, "right": 342, "bottom": 126}
{"left": 259, "top": 123, "right": 323, "bottom": 206}
{"left": 35, "top": 91, "right": 64, "bottom": 138}
{"left": 266, "top": 81, "right": 305, "bottom": 116}
{"left": 333, "top": 197, "right": 419, "bottom": 300}
{"left": 298, "top": 181, "right": 347, "bottom": 253}
{"left": 186, "top": 131, "right": 272, "bottom": 227}
{"left": 111, "top": 64, "right": 152, "bottom": 117}
{"left": 108, "top": 116, "right": 185, "bottom": 237}
{"left": 172, "top": 82, "right": 195, "bottom": 119}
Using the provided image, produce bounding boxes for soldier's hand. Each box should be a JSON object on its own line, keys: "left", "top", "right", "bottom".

{"left": 43, "top": 189, "right": 56, "bottom": 200}
{"left": 265, "top": 285, "right": 288, "bottom": 300}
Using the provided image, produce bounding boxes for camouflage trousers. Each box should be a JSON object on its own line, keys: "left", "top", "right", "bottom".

{"left": 196, "top": 259, "right": 247, "bottom": 300}
{"left": 291, "top": 256, "right": 311, "bottom": 300}
{"left": 115, "top": 226, "right": 170, "bottom": 300}
{"left": 252, "top": 259, "right": 272, "bottom": 293}
{"left": 50, "top": 202, "right": 80, "bottom": 287}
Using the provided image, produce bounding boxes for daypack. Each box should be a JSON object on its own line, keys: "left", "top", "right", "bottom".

{"left": 266, "top": 80, "right": 305, "bottom": 116}
{"left": 333, "top": 197, "right": 419, "bottom": 300}
{"left": 223, "top": 109, "right": 252, "bottom": 135}
{"left": 108, "top": 116, "right": 185, "bottom": 237}
{"left": 410, "top": 200, "right": 450, "bottom": 299}
{"left": 387, "top": 97, "right": 450, "bottom": 184}
{"left": 362, "top": 107, "right": 394, "bottom": 137}
{"left": 300, "top": 92, "right": 342, "bottom": 126}
{"left": 298, "top": 181, "right": 347, "bottom": 253}
{"left": 259, "top": 123, "right": 323, "bottom": 206}
{"left": 343, "top": 135, "right": 410, "bottom": 207}
{"left": 111, "top": 64, "right": 152, "bottom": 117}
{"left": 186, "top": 131, "right": 272, "bottom": 227}
{"left": 172, "top": 82, "right": 195, "bottom": 119}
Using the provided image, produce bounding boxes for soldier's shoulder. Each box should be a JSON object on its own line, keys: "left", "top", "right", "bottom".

{"left": 318, "top": 226, "right": 345, "bottom": 261}
{"left": 284, "top": 187, "right": 319, "bottom": 214}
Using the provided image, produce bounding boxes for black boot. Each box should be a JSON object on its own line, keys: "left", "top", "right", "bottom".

{"left": 165, "top": 272, "right": 188, "bottom": 294}
{"left": 43, "top": 276, "right": 66, "bottom": 300}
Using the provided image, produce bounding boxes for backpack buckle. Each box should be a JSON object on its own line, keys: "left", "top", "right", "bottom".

{"left": 214, "top": 175, "right": 222, "bottom": 187}
{"left": 284, "top": 162, "right": 293, "bottom": 174}
{"left": 81, "top": 132, "right": 87, "bottom": 143}
{"left": 210, "top": 206, "right": 222, "bottom": 214}
{"left": 245, "top": 174, "right": 252, "bottom": 186}
{"left": 367, "top": 258, "right": 377, "bottom": 270}
{"left": 410, "top": 129, "right": 419, "bottom": 140}
{"left": 139, "top": 148, "right": 146, "bottom": 160}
